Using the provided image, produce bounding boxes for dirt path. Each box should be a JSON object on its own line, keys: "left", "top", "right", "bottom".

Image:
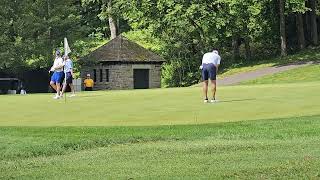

{"left": 218, "top": 62, "right": 315, "bottom": 86}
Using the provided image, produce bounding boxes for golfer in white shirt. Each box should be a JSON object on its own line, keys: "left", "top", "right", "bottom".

{"left": 201, "top": 50, "right": 221, "bottom": 103}
{"left": 49, "top": 50, "right": 64, "bottom": 99}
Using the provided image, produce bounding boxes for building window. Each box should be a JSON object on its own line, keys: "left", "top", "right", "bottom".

{"left": 93, "top": 69, "right": 97, "bottom": 82}
{"left": 100, "top": 69, "right": 103, "bottom": 82}
{"left": 105, "top": 69, "right": 109, "bottom": 82}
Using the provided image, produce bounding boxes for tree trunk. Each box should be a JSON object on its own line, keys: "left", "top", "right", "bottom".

{"left": 296, "top": 13, "right": 306, "bottom": 49}
{"left": 108, "top": 0, "right": 118, "bottom": 39}
{"left": 232, "top": 35, "right": 240, "bottom": 62}
{"left": 318, "top": 16, "right": 320, "bottom": 39}
{"left": 47, "top": 0, "right": 53, "bottom": 65}
{"left": 244, "top": 37, "right": 251, "bottom": 60}
{"left": 309, "top": 0, "right": 318, "bottom": 45}
{"left": 243, "top": 24, "right": 251, "bottom": 60}
{"left": 279, "top": 0, "right": 287, "bottom": 56}
{"left": 109, "top": 17, "right": 117, "bottom": 39}
{"left": 304, "top": 10, "right": 311, "bottom": 45}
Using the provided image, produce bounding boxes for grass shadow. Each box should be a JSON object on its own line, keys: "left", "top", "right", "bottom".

{"left": 78, "top": 94, "right": 108, "bottom": 98}
{"left": 218, "top": 98, "right": 257, "bottom": 103}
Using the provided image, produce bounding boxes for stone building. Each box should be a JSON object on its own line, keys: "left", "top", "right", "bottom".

{"left": 80, "top": 35, "right": 165, "bottom": 90}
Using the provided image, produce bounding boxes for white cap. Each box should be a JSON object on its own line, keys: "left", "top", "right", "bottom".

{"left": 212, "top": 50, "right": 219, "bottom": 54}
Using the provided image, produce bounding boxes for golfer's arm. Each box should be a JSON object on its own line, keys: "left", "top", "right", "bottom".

{"left": 55, "top": 62, "right": 65, "bottom": 69}
{"left": 215, "top": 64, "right": 220, "bottom": 73}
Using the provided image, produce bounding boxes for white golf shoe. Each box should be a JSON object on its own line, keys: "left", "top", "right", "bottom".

{"left": 210, "top": 99, "right": 219, "bottom": 103}
{"left": 53, "top": 95, "right": 60, "bottom": 99}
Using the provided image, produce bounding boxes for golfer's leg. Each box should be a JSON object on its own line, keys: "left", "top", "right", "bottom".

{"left": 203, "top": 80, "right": 208, "bottom": 100}
{"left": 56, "top": 83, "right": 61, "bottom": 96}
{"left": 61, "top": 83, "right": 67, "bottom": 96}
{"left": 210, "top": 80, "right": 217, "bottom": 100}
{"left": 201, "top": 66, "right": 209, "bottom": 100}
{"left": 50, "top": 81, "right": 57, "bottom": 92}
{"left": 69, "top": 84, "right": 75, "bottom": 94}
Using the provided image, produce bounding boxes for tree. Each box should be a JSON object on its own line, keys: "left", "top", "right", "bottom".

{"left": 287, "top": 0, "right": 307, "bottom": 49}
{"left": 309, "top": 0, "right": 318, "bottom": 45}
{"left": 81, "top": 0, "right": 129, "bottom": 39}
{"left": 296, "top": 13, "right": 306, "bottom": 49}
{"left": 1, "top": 0, "right": 316, "bottom": 88}
{"left": 107, "top": 0, "right": 118, "bottom": 39}
{"left": 279, "top": 0, "right": 287, "bottom": 56}
{"left": 0, "top": 0, "right": 84, "bottom": 71}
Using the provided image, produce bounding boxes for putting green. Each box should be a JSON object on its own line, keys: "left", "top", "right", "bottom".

{"left": 0, "top": 82, "right": 319, "bottom": 126}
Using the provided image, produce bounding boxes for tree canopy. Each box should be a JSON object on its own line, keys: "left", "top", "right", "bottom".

{"left": 0, "top": 0, "right": 319, "bottom": 87}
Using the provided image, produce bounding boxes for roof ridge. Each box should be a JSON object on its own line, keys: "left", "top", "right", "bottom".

{"left": 81, "top": 35, "right": 165, "bottom": 63}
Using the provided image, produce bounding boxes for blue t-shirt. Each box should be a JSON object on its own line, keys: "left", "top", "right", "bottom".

{"left": 64, "top": 59, "right": 73, "bottom": 73}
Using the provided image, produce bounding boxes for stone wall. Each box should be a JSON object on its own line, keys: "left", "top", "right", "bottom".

{"left": 81, "top": 62, "right": 162, "bottom": 90}
{"left": 150, "top": 64, "right": 162, "bottom": 88}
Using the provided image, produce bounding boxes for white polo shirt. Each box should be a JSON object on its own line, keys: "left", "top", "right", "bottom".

{"left": 202, "top": 52, "right": 221, "bottom": 65}
{"left": 51, "top": 57, "right": 64, "bottom": 72}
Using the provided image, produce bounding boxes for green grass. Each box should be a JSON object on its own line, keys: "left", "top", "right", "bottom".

{"left": 278, "top": 47, "right": 320, "bottom": 64}
{"left": 1, "top": 115, "right": 320, "bottom": 179}
{"left": 218, "top": 47, "right": 320, "bottom": 79}
{"left": 219, "top": 63, "right": 276, "bottom": 78}
{"left": 241, "top": 64, "right": 320, "bottom": 85}
{"left": 190, "top": 47, "right": 320, "bottom": 88}
{"left": 1, "top": 82, "right": 320, "bottom": 179}
{"left": 1, "top": 82, "right": 320, "bottom": 126}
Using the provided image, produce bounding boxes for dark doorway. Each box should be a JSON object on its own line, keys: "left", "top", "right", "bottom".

{"left": 133, "top": 69, "right": 149, "bottom": 89}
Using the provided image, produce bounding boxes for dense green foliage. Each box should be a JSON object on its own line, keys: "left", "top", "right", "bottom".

{"left": 0, "top": 0, "right": 319, "bottom": 86}
{"left": 0, "top": 0, "right": 84, "bottom": 70}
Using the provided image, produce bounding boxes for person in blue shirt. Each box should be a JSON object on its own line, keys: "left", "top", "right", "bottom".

{"left": 61, "top": 55, "right": 76, "bottom": 97}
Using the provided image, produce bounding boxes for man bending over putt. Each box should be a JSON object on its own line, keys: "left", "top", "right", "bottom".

{"left": 201, "top": 50, "right": 221, "bottom": 103}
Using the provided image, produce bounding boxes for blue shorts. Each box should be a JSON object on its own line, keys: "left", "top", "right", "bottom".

{"left": 51, "top": 72, "right": 64, "bottom": 84}
{"left": 202, "top": 64, "right": 217, "bottom": 80}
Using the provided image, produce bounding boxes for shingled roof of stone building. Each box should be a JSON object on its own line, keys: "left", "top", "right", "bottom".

{"left": 83, "top": 35, "right": 165, "bottom": 63}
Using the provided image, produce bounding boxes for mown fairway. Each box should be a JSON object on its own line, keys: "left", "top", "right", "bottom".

{"left": 1, "top": 82, "right": 320, "bottom": 179}
{"left": 1, "top": 82, "right": 320, "bottom": 126}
